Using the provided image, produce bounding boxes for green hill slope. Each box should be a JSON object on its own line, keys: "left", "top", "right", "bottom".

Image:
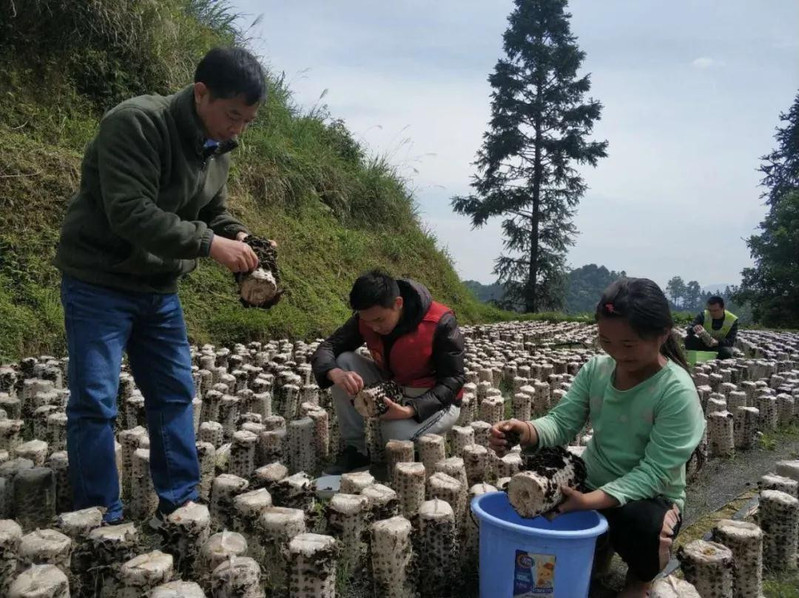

{"left": 0, "top": 0, "right": 512, "bottom": 361}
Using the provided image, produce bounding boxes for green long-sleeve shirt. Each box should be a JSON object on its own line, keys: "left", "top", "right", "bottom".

{"left": 531, "top": 355, "right": 705, "bottom": 510}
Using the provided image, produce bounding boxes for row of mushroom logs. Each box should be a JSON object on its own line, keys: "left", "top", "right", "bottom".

{"left": 672, "top": 459, "right": 799, "bottom": 598}
{"left": 0, "top": 325, "right": 795, "bottom": 596}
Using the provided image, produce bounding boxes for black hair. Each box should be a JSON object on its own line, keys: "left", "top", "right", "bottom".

{"left": 596, "top": 277, "right": 690, "bottom": 372}
{"left": 349, "top": 269, "right": 400, "bottom": 311}
{"left": 194, "top": 47, "right": 266, "bottom": 105}
{"left": 707, "top": 295, "right": 725, "bottom": 308}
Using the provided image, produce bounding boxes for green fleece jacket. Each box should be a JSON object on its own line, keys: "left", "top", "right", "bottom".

{"left": 532, "top": 355, "right": 705, "bottom": 510}
{"left": 54, "top": 85, "right": 248, "bottom": 293}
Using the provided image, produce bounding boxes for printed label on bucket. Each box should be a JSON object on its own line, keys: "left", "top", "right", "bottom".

{"left": 513, "top": 550, "right": 555, "bottom": 596}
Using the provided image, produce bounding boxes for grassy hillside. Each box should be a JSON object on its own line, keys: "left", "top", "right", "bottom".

{"left": 0, "top": 0, "right": 522, "bottom": 361}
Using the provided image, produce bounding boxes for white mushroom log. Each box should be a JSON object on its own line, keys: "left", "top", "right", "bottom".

{"left": 199, "top": 530, "right": 248, "bottom": 589}
{"left": 495, "top": 452, "right": 522, "bottom": 479}
{"left": 370, "top": 516, "right": 415, "bottom": 598}
{"left": 210, "top": 474, "right": 249, "bottom": 531}
{"left": 199, "top": 421, "right": 224, "bottom": 448}
{"left": 118, "top": 550, "right": 174, "bottom": 598}
{"left": 759, "top": 473, "right": 799, "bottom": 498}
{"left": 258, "top": 506, "right": 306, "bottom": 591}
{"left": 418, "top": 499, "right": 459, "bottom": 597}
{"left": 677, "top": 539, "right": 734, "bottom": 598}
{"left": 17, "top": 529, "right": 72, "bottom": 574}
{"left": 650, "top": 575, "right": 701, "bottom": 598}
{"left": 712, "top": 519, "right": 763, "bottom": 598}
{"left": 733, "top": 407, "right": 759, "bottom": 450}
{"left": 55, "top": 507, "right": 103, "bottom": 541}
{"left": 507, "top": 447, "right": 587, "bottom": 518}
{"left": 434, "top": 457, "right": 469, "bottom": 495}
{"left": 0, "top": 519, "right": 22, "bottom": 595}
{"left": 462, "top": 444, "right": 489, "bottom": 487}
{"left": 196, "top": 441, "right": 216, "bottom": 502}
{"left": 326, "top": 493, "right": 369, "bottom": 573}
{"left": 393, "top": 462, "right": 426, "bottom": 520}
{"left": 210, "top": 556, "right": 263, "bottom": 598}
{"left": 8, "top": 565, "right": 69, "bottom": 598}
{"left": 447, "top": 426, "right": 475, "bottom": 457}
{"left": 469, "top": 421, "right": 492, "bottom": 448}
{"left": 287, "top": 417, "right": 316, "bottom": 474}
{"left": 362, "top": 484, "right": 399, "bottom": 521}
{"left": 79, "top": 523, "right": 139, "bottom": 596}
{"left": 13, "top": 467, "right": 56, "bottom": 531}
{"left": 160, "top": 501, "right": 211, "bottom": 579}
{"left": 14, "top": 439, "right": 48, "bottom": 467}
{"left": 758, "top": 489, "right": 798, "bottom": 571}
{"left": 253, "top": 462, "right": 288, "bottom": 495}
{"left": 340, "top": 470, "right": 375, "bottom": 495}
{"left": 427, "top": 472, "right": 467, "bottom": 528}
{"left": 150, "top": 580, "right": 206, "bottom": 597}
{"left": 233, "top": 488, "right": 273, "bottom": 538}
{"left": 271, "top": 472, "right": 315, "bottom": 512}
{"left": 707, "top": 411, "right": 735, "bottom": 458}
{"left": 775, "top": 459, "right": 799, "bottom": 482}
{"left": 385, "top": 440, "right": 414, "bottom": 482}
{"left": 130, "top": 448, "right": 157, "bottom": 520}
{"left": 288, "top": 533, "right": 339, "bottom": 598}
{"left": 418, "top": 434, "right": 446, "bottom": 478}
{"left": 229, "top": 430, "right": 258, "bottom": 480}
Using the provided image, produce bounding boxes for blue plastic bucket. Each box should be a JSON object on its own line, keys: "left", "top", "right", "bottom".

{"left": 471, "top": 491, "right": 608, "bottom": 598}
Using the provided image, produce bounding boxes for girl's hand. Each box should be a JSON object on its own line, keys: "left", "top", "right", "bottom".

{"left": 551, "top": 487, "right": 620, "bottom": 517}
{"left": 554, "top": 486, "right": 592, "bottom": 515}
{"left": 380, "top": 397, "right": 415, "bottom": 421}
{"left": 489, "top": 419, "right": 535, "bottom": 456}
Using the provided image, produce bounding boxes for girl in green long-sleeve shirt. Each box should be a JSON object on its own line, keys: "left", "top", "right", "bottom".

{"left": 491, "top": 278, "right": 705, "bottom": 598}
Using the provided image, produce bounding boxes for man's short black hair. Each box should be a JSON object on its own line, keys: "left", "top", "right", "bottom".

{"left": 194, "top": 47, "right": 266, "bottom": 105}
{"left": 349, "top": 269, "right": 399, "bottom": 310}
{"left": 708, "top": 295, "right": 725, "bottom": 308}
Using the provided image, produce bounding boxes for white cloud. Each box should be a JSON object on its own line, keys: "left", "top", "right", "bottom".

{"left": 691, "top": 56, "right": 724, "bottom": 69}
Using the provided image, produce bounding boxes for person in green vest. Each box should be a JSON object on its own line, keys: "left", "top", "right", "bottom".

{"left": 684, "top": 295, "right": 738, "bottom": 359}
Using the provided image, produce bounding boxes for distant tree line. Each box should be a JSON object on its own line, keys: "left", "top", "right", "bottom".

{"left": 466, "top": 266, "right": 752, "bottom": 323}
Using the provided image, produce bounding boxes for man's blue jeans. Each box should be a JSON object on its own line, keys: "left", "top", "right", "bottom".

{"left": 61, "top": 275, "right": 199, "bottom": 522}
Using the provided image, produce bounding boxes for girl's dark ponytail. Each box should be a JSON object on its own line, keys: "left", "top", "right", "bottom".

{"left": 661, "top": 331, "right": 690, "bottom": 373}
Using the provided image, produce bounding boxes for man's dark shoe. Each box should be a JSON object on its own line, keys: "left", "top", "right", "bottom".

{"left": 323, "top": 446, "right": 370, "bottom": 475}
{"left": 102, "top": 516, "right": 128, "bottom": 527}
{"left": 148, "top": 509, "right": 167, "bottom": 531}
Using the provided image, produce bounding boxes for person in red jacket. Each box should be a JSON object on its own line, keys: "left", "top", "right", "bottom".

{"left": 311, "top": 269, "right": 465, "bottom": 474}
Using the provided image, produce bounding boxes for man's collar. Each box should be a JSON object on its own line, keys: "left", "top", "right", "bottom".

{"left": 172, "top": 85, "right": 238, "bottom": 158}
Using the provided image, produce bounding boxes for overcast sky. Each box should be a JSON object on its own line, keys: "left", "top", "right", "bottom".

{"left": 233, "top": 0, "right": 799, "bottom": 288}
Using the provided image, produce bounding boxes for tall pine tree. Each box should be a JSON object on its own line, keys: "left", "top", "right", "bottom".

{"left": 735, "top": 190, "right": 799, "bottom": 327}
{"left": 735, "top": 92, "right": 799, "bottom": 327}
{"left": 758, "top": 92, "right": 799, "bottom": 209}
{"left": 452, "top": 0, "right": 607, "bottom": 312}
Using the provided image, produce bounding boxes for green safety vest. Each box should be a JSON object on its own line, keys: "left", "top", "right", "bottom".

{"left": 703, "top": 310, "right": 738, "bottom": 340}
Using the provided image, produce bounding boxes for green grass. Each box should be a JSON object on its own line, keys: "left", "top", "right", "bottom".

{"left": 759, "top": 422, "right": 799, "bottom": 452}
{"left": 764, "top": 570, "right": 799, "bottom": 598}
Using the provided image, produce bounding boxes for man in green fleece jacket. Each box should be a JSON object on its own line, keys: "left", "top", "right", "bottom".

{"left": 54, "top": 47, "right": 267, "bottom": 524}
